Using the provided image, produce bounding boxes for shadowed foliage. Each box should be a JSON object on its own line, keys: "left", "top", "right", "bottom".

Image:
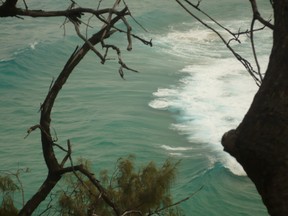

{"left": 0, "top": 175, "right": 19, "bottom": 216}
{"left": 58, "top": 156, "right": 182, "bottom": 216}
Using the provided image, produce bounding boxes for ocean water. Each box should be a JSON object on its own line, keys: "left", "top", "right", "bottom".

{"left": 0, "top": 0, "right": 273, "bottom": 215}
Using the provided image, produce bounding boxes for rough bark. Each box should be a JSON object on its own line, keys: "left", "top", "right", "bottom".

{"left": 222, "top": 0, "right": 288, "bottom": 215}
{"left": 0, "top": 0, "right": 18, "bottom": 17}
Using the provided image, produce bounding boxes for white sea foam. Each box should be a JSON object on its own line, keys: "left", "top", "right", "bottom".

{"left": 29, "top": 41, "right": 39, "bottom": 50}
{"left": 148, "top": 99, "right": 170, "bottom": 110}
{"left": 169, "top": 152, "right": 184, "bottom": 156}
{"left": 222, "top": 154, "right": 246, "bottom": 176}
{"left": 149, "top": 26, "right": 270, "bottom": 176}
{"left": 169, "top": 58, "right": 256, "bottom": 175}
{"left": 153, "top": 22, "right": 252, "bottom": 61}
{"left": 154, "top": 32, "right": 217, "bottom": 59}
{"left": 161, "top": 144, "right": 193, "bottom": 151}
{"left": 152, "top": 88, "right": 178, "bottom": 97}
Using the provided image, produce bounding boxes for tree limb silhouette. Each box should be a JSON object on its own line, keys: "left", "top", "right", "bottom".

{"left": 0, "top": 0, "right": 152, "bottom": 215}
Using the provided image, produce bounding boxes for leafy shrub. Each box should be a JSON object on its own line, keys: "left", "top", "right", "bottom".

{"left": 0, "top": 175, "right": 19, "bottom": 216}
{"left": 58, "top": 156, "right": 182, "bottom": 215}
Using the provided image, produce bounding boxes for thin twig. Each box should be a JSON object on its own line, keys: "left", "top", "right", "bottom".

{"left": 175, "top": 0, "right": 262, "bottom": 86}
{"left": 15, "top": 170, "right": 25, "bottom": 207}
{"left": 102, "top": 42, "right": 138, "bottom": 78}
{"left": 182, "top": 0, "right": 241, "bottom": 43}
{"left": 69, "top": 18, "right": 105, "bottom": 62}
{"left": 150, "top": 186, "right": 204, "bottom": 215}
{"left": 250, "top": 18, "right": 263, "bottom": 82}
{"left": 249, "top": 0, "right": 274, "bottom": 30}
{"left": 38, "top": 194, "right": 53, "bottom": 216}
{"left": 121, "top": 16, "right": 132, "bottom": 50}
{"left": 24, "top": 124, "right": 41, "bottom": 139}
{"left": 22, "top": 0, "right": 27, "bottom": 10}
{"left": 60, "top": 140, "right": 72, "bottom": 167}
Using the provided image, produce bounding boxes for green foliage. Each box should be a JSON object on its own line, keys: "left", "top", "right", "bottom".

{"left": 58, "top": 156, "right": 182, "bottom": 215}
{"left": 0, "top": 175, "right": 19, "bottom": 193}
{"left": 0, "top": 175, "right": 19, "bottom": 216}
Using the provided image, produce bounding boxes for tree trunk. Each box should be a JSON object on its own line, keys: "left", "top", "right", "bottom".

{"left": 222, "top": 1, "right": 288, "bottom": 215}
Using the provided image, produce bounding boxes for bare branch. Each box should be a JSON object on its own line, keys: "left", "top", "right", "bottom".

{"left": 57, "top": 164, "right": 121, "bottom": 216}
{"left": 24, "top": 124, "right": 41, "bottom": 139}
{"left": 149, "top": 186, "right": 204, "bottom": 215}
{"left": 227, "top": 25, "right": 268, "bottom": 45}
{"left": 14, "top": 169, "right": 27, "bottom": 207}
{"left": 69, "top": 18, "right": 105, "bottom": 63}
{"left": 19, "top": 5, "right": 134, "bottom": 215}
{"left": 121, "top": 16, "right": 133, "bottom": 51}
{"left": 182, "top": 0, "right": 241, "bottom": 43}
{"left": 111, "top": 26, "right": 153, "bottom": 47}
{"left": 175, "top": 0, "right": 262, "bottom": 86}
{"left": 10, "top": 7, "right": 126, "bottom": 18}
{"left": 38, "top": 193, "right": 54, "bottom": 216}
{"left": 53, "top": 143, "right": 68, "bottom": 153}
{"left": 249, "top": 0, "right": 274, "bottom": 30}
{"left": 102, "top": 42, "right": 138, "bottom": 79}
{"left": 6, "top": 0, "right": 153, "bottom": 214}
{"left": 77, "top": 165, "right": 121, "bottom": 216}
{"left": 22, "top": 0, "right": 27, "bottom": 10}
{"left": 60, "top": 140, "right": 72, "bottom": 167}
{"left": 250, "top": 17, "right": 263, "bottom": 82}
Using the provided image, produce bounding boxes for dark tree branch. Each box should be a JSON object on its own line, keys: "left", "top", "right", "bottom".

{"left": 60, "top": 140, "right": 72, "bottom": 167}
{"left": 18, "top": 173, "right": 61, "bottom": 216}
{"left": 182, "top": 0, "right": 241, "bottom": 43}
{"left": 2, "top": 0, "right": 173, "bottom": 215}
{"left": 24, "top": 124, "right": 41, "bottom": 139}
{"left": 5, "top": 0, "right": 17, "bottom": 6}
{"left": 175, "top": 0, "right": 262, "bottom": 86}
{"left": 22, "top": 0, "right": 27, "bottom": 11}
{"left": 0, "top": 0, "right": 18, "bottom": 17}
{"left": 148, "top": 186, "right": 204, "bottom": 216}
{"left": 227, "top": 25, "right": 268, "bottom": 45}
{"left": 102, "top": 42, "right": 138, "bottom": 79}
{"left": 37, "top": 193, "right": 53, "bottom": 216}
{"left": 250, "top": 17, "right": 263, "bottom": 82}
{"left": 17, "top": 3, "right": 140, "bottom": 215}
{"left": 0, "top": 6, "right": 124, "bottom": 18}
{"left": 57, "top": 164, "right": 121, "bottom": 215}
{"left": 248, "top": 0, "right": 275, "bottom": 82}
{"left": 249, "top": 0, "right": 274, "bottom": 30}
{"left": 69, "top": 18, "right": 106, "bottom": 62}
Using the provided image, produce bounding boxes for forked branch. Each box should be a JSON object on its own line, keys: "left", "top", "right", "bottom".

{"left": 13, "top": 1, "right": 150, "bottom": 215}
{"left": 249, "top": 0, "right": 274, "bottom": 30}
{"left": 175, "top": 0, "right": 273, "bottom": 86}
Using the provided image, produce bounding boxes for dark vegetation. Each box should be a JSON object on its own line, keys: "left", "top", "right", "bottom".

{"left": 1, "top": 157, "right": 183, "bottom": 215}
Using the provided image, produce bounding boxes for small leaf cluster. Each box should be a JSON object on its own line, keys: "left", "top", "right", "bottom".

{"left": 0, "top": 175, "right": 19, "bottom": 216}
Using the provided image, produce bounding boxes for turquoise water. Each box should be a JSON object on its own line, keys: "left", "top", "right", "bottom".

{"left": 0, "top": 0, "right": 272, "bottom": 215}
